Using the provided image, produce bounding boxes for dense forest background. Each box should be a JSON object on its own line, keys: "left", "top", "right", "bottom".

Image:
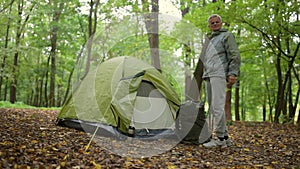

{"left": 0, "top": 0, "right": 299, "bottom": 124}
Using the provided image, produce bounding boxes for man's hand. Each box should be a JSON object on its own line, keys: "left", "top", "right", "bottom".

{"left": 228, "top": 75, "right": 237, "bottom": 86}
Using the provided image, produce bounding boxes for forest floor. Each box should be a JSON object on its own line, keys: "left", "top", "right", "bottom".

{"left": 0, "top": 108, "right": 299, "bottom": 169}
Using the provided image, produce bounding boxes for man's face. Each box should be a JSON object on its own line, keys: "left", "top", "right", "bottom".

{"left": 208, "top": 16, "right": 222, "bottom": 32}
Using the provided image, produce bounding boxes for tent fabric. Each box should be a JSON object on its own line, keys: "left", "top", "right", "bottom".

{"left": 57, "top": 56, "right": 181, "bottom": 138}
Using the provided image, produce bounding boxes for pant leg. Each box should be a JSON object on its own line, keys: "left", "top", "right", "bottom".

{"left": 209, "top": 77, "right": 227, "bottom": 138}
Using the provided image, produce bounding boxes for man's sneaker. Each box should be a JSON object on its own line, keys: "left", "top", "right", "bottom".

{"left": 225, "top": 138, "right": 232, "bottom": 147}
{"left": 203, "top": 138, "right": 227, "bottom": 148}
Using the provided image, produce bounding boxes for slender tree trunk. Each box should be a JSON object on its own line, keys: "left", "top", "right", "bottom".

{"left": 49, "top": 43, "right": 56, "bottom": 107}
{"left": 10, "top": 51, "right": 19, "bottom": 103}
{"left": 57, "top": 83, "right": 62, "bottom": 107}
{"left": 3, "top": 78, "right": 8, "bottom": 101}
{"left": 84, "top": 0, "right": 94, "bottom": 77}
{"left": 10, "top": 1, "right": 35, "bottom": 103}
{"left": 225, "top": 85, "right": 232, "bottom": 121}
{"left": 10, "top": 1, "right": 23, "bottom": 103}
{"left": 235, "top": 78, "right": 240, "bottom": 121}
{"left": 184, "top": 43, "right": 192, "bottom": 101}
{"left": 150, "top": 0, "right": 159, "bottom": 70}
{"left": 142, "top": 0, "right": 160, "bottom": 70}
{"left": 263, "top": 102, "right": 266, "bottom": 121}
{"left": 63, "top": 41, "right": 87, "bottom": 105}
{"left": 33, "top": 78, "right": 39, "bottom": 106}
{"left": 179, "top": 0, "right": 195, "bottom": 101}
{"left": 49, "top": 1, "right": 64, "bottom": 107}
{"left": 292, "top": 67, "right": 300, "bottom": 123}
{"left": 274, "top": 52, "right": 283, "bottom": 123}
{"left": 297, "top": 109, "right": 300, "bottom": 125}
{"left": 286, "top": 73, "right": 293, "bottom": 123}
{"left": 269, "top": 108, "right": 273, "bottom": 122}
{"left": 82, "top": 0, "right": 99, "bottom": 79}
{"left": 275, "top": 46, "right": 298, "bottom": 122}
{"left": 188, "top": 35, "right": 208, "bottom": 101}
{"left": 241, "top": 85, "right": 245, "bottom": 121}
{"left": 0, "top": 2, "right": 13, "bottom": 100}
{"left": 39, "top": 78, "right": 44, "bottom": 106}
{"left": 63, "top": 68, "right": 74, "bottom": 105}
{"left": 44, "top": 56, "right": 50, "bottom": 107}
{"left": 61, "top": 11, "right": 88, "bottom": 105}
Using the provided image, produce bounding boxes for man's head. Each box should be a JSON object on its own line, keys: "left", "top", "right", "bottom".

{"left": 208, "top": 14, "right": 222, "bottom": 32}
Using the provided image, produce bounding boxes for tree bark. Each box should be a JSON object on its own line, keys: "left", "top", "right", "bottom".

{"left": 225, "top": 84, "right": 232, "bottom": 121}
{"left": 10, "top": 2, "right": 22, "bottom": 103}
{"left": 33, "top": 78, "right": 39, "bottom": 106}
{"left": 44, "top": 56, "right": 50, "bottom": 107}
{"left": 82, "top": 0, "right": 100, "bottom": 79}
{"left": 292, "top": 66, "right": 300, "bottom": 123}
{"left": 49, "top": 1, "right": 64, "bottom": 107}
{"left": 142, "top": 0, "right": 160, "bottom": 70}
{"left": 179, "top": 0, "right": 195, "bottom": 101}
{"left": 186, "top": 36, "right": 208, "bottom": 101}
{"left": 0, "top": 1, "right": 13, "bottom": 100}
{"left": 235, "top": 78, "right": 240, "bottom": 121}
{"left": 39, "top": 77, "right": 44, "bottom": 106}
{"left": 10, "top": 1, "right": 35, "bottom": 103}
{"left": 297, "top": 109, "right": 300, "bottom": 125}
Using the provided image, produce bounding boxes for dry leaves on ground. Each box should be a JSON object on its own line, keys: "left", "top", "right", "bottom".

{"left": 0, "top": 108, "right": 299, "bottom": 168}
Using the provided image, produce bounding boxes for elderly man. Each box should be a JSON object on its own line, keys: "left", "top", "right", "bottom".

{"left": 201, "top": 14, "right": 241, "bottom": 148}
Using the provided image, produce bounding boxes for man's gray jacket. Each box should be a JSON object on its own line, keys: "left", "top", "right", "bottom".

{"left": 202, "top": 28, "right": 241, "bottom": 79}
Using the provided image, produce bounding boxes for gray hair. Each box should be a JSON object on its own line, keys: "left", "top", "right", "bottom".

{"left": 207, "top": 14, "right": 222, "bottom": 24}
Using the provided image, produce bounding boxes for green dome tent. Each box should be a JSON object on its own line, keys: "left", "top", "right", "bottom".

{"left": 56, "top": 56, "right": 181, "bottom": 139}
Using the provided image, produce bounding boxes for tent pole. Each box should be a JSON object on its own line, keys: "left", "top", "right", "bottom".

{"left": 85, "top": 126, "right": 99, "bottom": 152}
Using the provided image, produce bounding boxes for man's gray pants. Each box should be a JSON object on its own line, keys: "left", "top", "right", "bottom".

{"left": 206, "top": 77, "right": 228, "bottom": 138}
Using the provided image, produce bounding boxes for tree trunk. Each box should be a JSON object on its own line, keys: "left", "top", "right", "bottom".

{"left": 269, "top": 108, "right": 273, "bottom": 122}
{"left": 241, "top": 85, "right": 245, "bottom": 121}
{"left": 10, "top": 50, "right": 19, "bottom": 103}
{"left": 225, "top": 84, "right": 232, "bottom": 121}
{"left": 187, "top": 35, "right": 207, "bottom": 101}
{"left": 263, "top": 102, "right": 266, "bottom": 121}
{"left": 179, "top": 0, "right": 207, "bottom": 101}
{"left": 179, "top": 0, "right": 195, "bottom": 101}
{"left": 57, "top": 83, "right": 62, "bottom": 107}
{"left": 44, "top": 56, "right": 50, "bottom": 107}
{"left": 3, "top": 78, "right": 8, "bottom": 101}
{"left": 184, "top": 43, "right": 192, "bottom": 100}
{"left": 142, "top": 0, "right": 160, "bottom": 70}
{"left": 235, "top": 79, "right": 240, "bottom": 121}
{"left": 286, "top": 73, "right": 293, "bottom": 123}
{"left": 84, "top": 0, "right": 94, "bottom": 77}
{"left": 10, "top": 1, "right": 35, "bottom": 103}
{"left": 0, "top": 2, "right": 13, "bottom": 100}
{"left": 49, "top": 44, "right": 56, "bottom": 107}
{"left": 63, "top": 41, "right": 87, "bottom": 105}
{"left": 39, "top": 77, "right": 44, "bottom": 107}
{"left": 297, "top": 109, "right": 300, "bottom": 125}
{"left": 49, "top": 1, "right": 64, "bottom": 107}
{"left": 275, "top": 44, "right": 298, "bottom": 122}
{"left": 82, "top": 0, "right": 99, "bottom": 79}
{"left": 274, "top": 52, "right": 283, "bottom": 123}
{"left": 10, "top": 1, "right": 23, "bottom": 103}
{"left": 292, "top": 67, "right": 300, "bottom": 123}
{"left": 33, "top": 78, "right": 39, "bottom": 106}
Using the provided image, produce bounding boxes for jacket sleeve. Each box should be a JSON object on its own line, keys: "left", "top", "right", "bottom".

{"left": 224, "top": 32, "right": 241, "bottom": 76}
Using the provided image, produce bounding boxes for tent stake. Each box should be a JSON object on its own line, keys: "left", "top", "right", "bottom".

{"left": 85, "top": 126, "right": 99, "bottom": 152}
